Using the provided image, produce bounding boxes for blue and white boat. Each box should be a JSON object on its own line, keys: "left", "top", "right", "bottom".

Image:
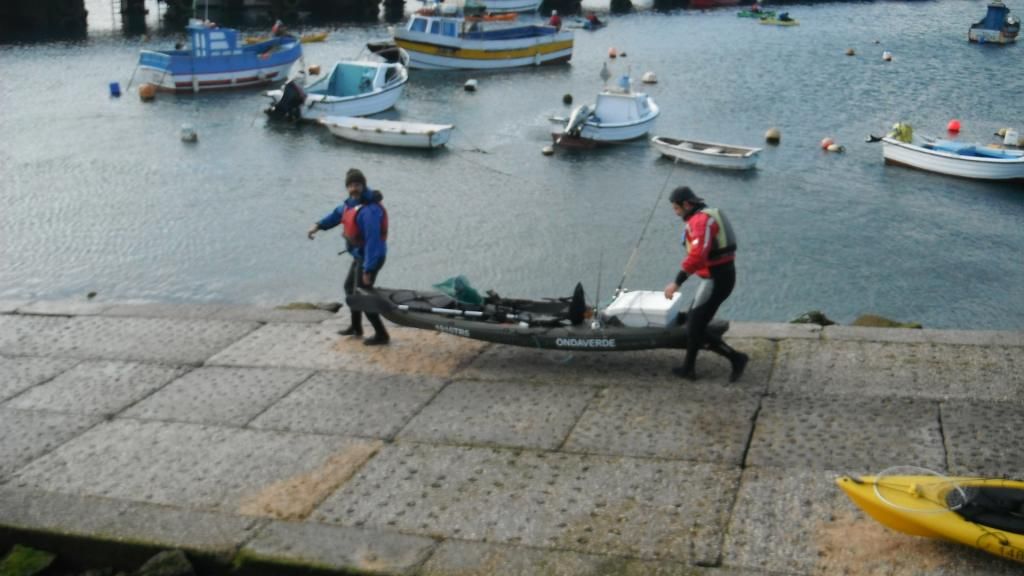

{"left": 265, "top": 50, "right": 409, "bottom": 122}
{"left": 881, "top": 123, "right": 1024, "bottom": 182}
{"left": 137, "top": 19, "right": 303, "bottom": 93}
{"left": 969, "top": 1, "right": 1020, "bottom": 44}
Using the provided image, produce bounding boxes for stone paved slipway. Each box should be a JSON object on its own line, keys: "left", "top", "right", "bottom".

{"left": 0, "top": 300, "right": 1022, "bottom": 575}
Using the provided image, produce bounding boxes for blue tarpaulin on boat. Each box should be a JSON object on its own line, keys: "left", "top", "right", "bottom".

{"left": 977, "top": 3, "right": 1010, "bottom": 30}
{"left": 463, "top": 26, "right": 558, "bottom": 40}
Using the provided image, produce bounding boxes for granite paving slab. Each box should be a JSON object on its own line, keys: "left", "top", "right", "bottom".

{"left": 0, "top": 315, "right": 259, "bottom": 365}
{"left": 248, "top": 371, "right": 447, "bottom": 440}
{"left": 10, "top": 419, "right": 382, "bottom": 520}
{"left": 457, "top": 338, "right": 773, "bottom": 391}
{"left": 0, "top": 356, "right": 79, "bottom": 403}
{"left": 745, "top": 395, "right": 944, "bottom": 471}
{"left": 0, "top": 487, "right": 262, "bottom": 562}
{"left": 315, "top": 443, "right": 740, "bottom": 564}
{"left": 4, "top": 361, "right": 187, "bottom": 415}
{"left": 823, "top": 326, "right": 1024, "bottom": 347}
{"left": 420, "top": 540, "right": 784, "bottom": 576}
{"left": 101, "top": 302, "right": 336, "bottom": 323}
{"left": 728, "top": 322, "right": 822, "bottom": 340}
{"left": 398, "top": 380, "right": 599, "bottom": 450}
{"left": 0, "top": 314, "right": 72, "bottom": 351}
{"left": 0, "top": 300, "right": 30, "bottom": 314}
{"left": 239, "top": 520, "right": 437, "bottom": 575}
{"left": 121, "top": 367, "right": 313, "bottom": 427}
{"left": 0, "top": 408, "right": 100, "bottom": 481}
{"left": 207, "top": 323, "right": 487, "bottom": 377}
{"left": 770, "top": 339, "right": 1023, "bottom": 401}
{"left": 563, "top": 384, "right": 760, "bottom": 464}
{"left": 941, "top": 399, "right": 1024, "bottom": 478}
{"left": 16, "top": 300, "right": 112, "bottom": 316}
{"left": 722, "top": 467, "right": 1021, "bottom": 576}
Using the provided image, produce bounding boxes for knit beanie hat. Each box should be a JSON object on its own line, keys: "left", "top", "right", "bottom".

{"left": 345, "top": 168, "right": 367, "bottom": 187}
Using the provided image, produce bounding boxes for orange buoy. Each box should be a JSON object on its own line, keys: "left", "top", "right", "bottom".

{"left": 947, "top": 119, "right": 961, "bottom": 133}
{"left": 608, "top": 47, "right": 618, "bottom": 58}
{"left": 138, "top": 83, "right": 157, "bottom": 102}
{"left": 820, "top": 137, "right": 834, "bottom": 150}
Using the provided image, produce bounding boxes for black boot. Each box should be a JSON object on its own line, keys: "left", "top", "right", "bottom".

{"left": 672, "top": 365, "right": 697, "bottom": 381}
{"left": 338, "top": 311, "right": 363, "bottom": 337}
{"left": 363, "top": 313, "right": 390, "bottom": 346}
{"left": 728, "top": 352, "right": 749, "bottom": 383}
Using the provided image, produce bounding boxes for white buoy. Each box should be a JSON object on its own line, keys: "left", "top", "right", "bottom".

{"left": 882, "top": 51, "right": 893, "bottom": 61}
{"left": 464, "top": 79, "right": 478, "bottom": 92}
{"left": 765, "top": 127, "right": 781, "bottom": 144}
{"left": 827, "top": 143, "right": 845, "bottom": 153}
{"left": 180, "top": 123, "right": 198, "bottom": 143}
{"left": 641, "top": 71, "right": 657, "bottom": 84}
{"left": 542, "top": 145, "right": 554, "bottom": 156}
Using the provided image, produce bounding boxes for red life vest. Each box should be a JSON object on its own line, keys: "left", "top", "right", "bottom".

{"left": 342, "top": 202, "right": 388, "bottom": 246}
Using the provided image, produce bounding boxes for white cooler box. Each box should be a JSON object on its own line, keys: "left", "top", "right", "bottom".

{"left": 602, "top": 290, "right": 685, "bottom": 328}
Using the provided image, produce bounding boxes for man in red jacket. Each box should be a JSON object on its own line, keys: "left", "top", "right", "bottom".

{"left": 664, "top": 186, "right": 748, "bottom": 382}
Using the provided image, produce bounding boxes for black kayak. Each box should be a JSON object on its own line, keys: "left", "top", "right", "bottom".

{"left": 347, "top": 284, "right": 728, "bottom": 352}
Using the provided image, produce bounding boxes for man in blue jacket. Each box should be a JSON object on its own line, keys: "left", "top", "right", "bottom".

{"left": 308, "top": 168, "right": 390, "bottom": 345}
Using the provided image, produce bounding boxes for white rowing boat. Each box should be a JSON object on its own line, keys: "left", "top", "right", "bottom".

{"left": 651, "top": 136, "right": 761, "bottom": 170}
{"left": 320, "top": 116, "right": 454, "bottom": 149}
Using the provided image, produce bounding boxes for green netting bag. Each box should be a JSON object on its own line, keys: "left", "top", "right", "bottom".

{"left": 891, "top": 122, "right": 913, "bottom": 143}
{"left": 432, "top": 275, "right": 484, "bottom": 306}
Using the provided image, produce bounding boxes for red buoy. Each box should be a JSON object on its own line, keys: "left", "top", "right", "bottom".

{"left": 947, "top": 119, "right": 961, "bottom": 133}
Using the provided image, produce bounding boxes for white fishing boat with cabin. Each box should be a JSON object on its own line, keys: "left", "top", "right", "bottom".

{"left": 552, "top": 76, "right": 659, "bottom": 146}
{"left": 264, "top": 49, "right": 408, "bottom": 121}
{"left": 651, "top": 136, "right": 762, "bottom": 170}
{"left": 320, "top": 116, "right": 454, "bottom": 149}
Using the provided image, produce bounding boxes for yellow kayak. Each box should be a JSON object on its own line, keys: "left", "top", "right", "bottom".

{"left": 836, "top": 474, "right": 1024, "bottom": 564}
{"left": 759, "top": 17, "right": 799, "bottom": 26}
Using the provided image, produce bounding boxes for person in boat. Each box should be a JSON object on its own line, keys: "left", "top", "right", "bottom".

{"left": 663, "top": 186, "right": 748, "bottom": 382}
{"left": 549, "top": 10, "right": 562, "bottom": 31}
{"left": 271, "top": 19, "right": 288, "bottom": 37}
{"left": 750, "top": 3, "right": 763, "bottom": 13}
{"left": 777, "top": 11, "right": 791, "bottom": 21}
{"left": 586, "top": 11, "right": 603, "bottom": 27}
{"left": 307, "top": 168, "right": 391, "bottom": 346}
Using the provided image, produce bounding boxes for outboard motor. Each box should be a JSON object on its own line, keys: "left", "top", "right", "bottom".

{"left": 265, "top": 79, "right": 306, "bottom": 121}
{"left": 564, "top": 103, "right": 593, "bottom": 137}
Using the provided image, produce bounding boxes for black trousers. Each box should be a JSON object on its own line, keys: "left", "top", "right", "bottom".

{"left": 683, "top": 261, "right": 740, "bottom": 371}
{"left": 344, "top": 257, "right": 388, "bottom": 337}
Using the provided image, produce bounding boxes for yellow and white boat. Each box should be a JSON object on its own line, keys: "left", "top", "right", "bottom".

{"left": 391, "top": 14, "right": 573, "bottom": 70}
{"left": 836, "top": 472, "right": 1024, "bottom": 564}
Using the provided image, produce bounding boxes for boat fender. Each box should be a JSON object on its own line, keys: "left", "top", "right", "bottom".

{"left": 139, "top": 83, "right": 157, "bottom": 102}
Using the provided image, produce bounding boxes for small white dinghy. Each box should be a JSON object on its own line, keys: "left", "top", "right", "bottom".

{"left": 651, "top": 136, "right": 762, "bottom": 170}
{"left": 880, "top": 122, "right": 1024, "bottom": 182}
{"left": 320, "top": 116, "right": 454, "bottom": 149}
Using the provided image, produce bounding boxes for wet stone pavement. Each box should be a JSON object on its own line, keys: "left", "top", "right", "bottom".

{"left": 0, "top": 301, "right": 1022, "bottom": 575}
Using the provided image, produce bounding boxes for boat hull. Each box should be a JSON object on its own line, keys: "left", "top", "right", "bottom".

{"left": 837, "top": 475, "right": 1024, "bottom": 564}
{"left": 137, "top": 39, "right": 302, "bottom": 93}
{"left": 267, "top": 80, "right": 406, "bottom": 121}
{"left": 394, "top": 30, "right": 574, "bottom": 70}
{"left": 652, "top": 137, "right": 761, "bottom": 170}
{"left": 968, "top": 28, "right": 1019, "bottom": 43}
{"left": 882, "top": 137, "right": 1024, "bottom": 181}
{"left": 321, "top": 116, "right": 453, "bottom": 148}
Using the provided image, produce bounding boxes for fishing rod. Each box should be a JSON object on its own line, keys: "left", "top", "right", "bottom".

{"left": 613, "top": 160, "right": 677, "bottom": 296}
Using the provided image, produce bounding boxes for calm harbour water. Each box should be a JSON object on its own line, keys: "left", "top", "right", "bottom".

{"left": 1, "top": 0, "right": 1022, "bottom": 329}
